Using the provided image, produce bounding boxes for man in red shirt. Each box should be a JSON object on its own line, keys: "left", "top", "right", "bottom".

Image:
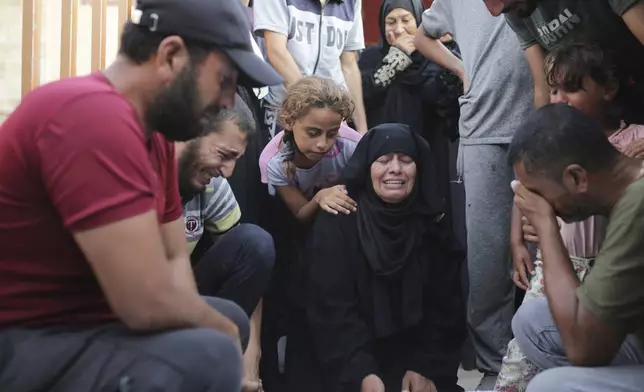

{"left": 0, "top": 0, "right": 281, "bottom": 390}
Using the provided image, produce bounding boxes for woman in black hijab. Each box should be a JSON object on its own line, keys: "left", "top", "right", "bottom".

{"left": 306, "top": 124, "right": 466, "bottom": 392}
{"left": 359, "top": 0, "right": 462, "bottom": 233}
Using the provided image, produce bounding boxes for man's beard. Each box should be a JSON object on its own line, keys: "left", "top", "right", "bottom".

{"left": 178, "top": 139, "right": 203, "bottom": 198}
{"left": 145, "top": 65, "right": 216, "bottom": 142}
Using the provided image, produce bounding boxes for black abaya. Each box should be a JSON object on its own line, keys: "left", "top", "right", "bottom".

{"left": 306, "top": 124, "right": 466, "bottom": 392}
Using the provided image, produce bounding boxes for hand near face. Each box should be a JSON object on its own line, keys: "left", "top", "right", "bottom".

{"left": 361, "top": 374, "right": 385, "bottom": 392}
{"left": 388, "top": 31, "right": 416, "bottom": 56}
{"left": 511, "top": 180, "right": 557, "bottom": 232}
{"left": 314, "top": 185, "right": 358, "bottom": 215}
{"left": 401, "top": 371, "right": 437, "bottom": 392}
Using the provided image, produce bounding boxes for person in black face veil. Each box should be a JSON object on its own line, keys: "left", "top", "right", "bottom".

{"left": 306, "top": 124, "right": 466, "bottom": 392}
{"left": 358, "top": 0, "right": 462, "bottom": 234}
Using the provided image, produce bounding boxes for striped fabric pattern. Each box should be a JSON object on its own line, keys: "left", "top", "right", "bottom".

{"left": 182, "top": 177, "right": 241, "bottom": 254}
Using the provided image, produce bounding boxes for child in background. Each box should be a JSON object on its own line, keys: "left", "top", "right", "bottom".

{"left": 259, "top": 76, "right": 362, "bottom": 221}
{"left": 497, "top": 42, "right": 644, "bottom": 392}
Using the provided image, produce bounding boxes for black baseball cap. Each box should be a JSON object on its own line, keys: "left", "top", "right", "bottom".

{"left": 131, "top": 0, "right": 282, "bottom": 88}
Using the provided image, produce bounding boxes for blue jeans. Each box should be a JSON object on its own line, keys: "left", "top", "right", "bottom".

{"left": 194, "top": 223, "right": 275, "bottom": 316}
{"left": 512, "top": 297, "right": 644, "bottom": 392}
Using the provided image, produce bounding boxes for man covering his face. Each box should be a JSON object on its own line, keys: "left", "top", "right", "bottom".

{"left": 508, "top": 104, "right": 644, "bottom": 392}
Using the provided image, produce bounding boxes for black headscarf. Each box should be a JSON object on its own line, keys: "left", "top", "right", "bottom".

{"left": 378, "top": 0, "right": 427, "bottom": 86}
{"left": 344, "top": 123, "right": 443, "bottom": 275}
{"left": 379, "top": 0, "right": 424, "bottom": 52}
{"left": 342, "top": 123, "right": 445, "bottom": 336}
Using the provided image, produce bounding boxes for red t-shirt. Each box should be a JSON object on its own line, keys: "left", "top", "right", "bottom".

{"left": 0, "top": 73, "right": 182, "bottom": 328}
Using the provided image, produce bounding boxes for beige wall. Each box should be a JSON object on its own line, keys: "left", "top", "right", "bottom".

{"left": 0, "top": 0, "right": 122, "bottom": 123}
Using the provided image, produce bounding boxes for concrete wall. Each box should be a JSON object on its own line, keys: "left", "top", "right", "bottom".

{"left": 0, "top": 0, "right": 122, "bottom": 123}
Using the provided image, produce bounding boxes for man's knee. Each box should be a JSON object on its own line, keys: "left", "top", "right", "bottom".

{"left": 526, "top": 368, "right": 574, "bottom": 392}
{"left": 512, "top": 297, "right": 550, "bottom": 354}
{"left": 146, "top": 328, "right": 242, "bottom": 391}
{"left": 203, "top": 297, "right": 250, "bottom": 349}
{"left": 233, "top": 224, "right": 275, "bottom": 274}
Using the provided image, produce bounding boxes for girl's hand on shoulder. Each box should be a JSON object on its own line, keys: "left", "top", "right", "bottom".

{"left": 314, "top": 185, "right": 357, "bottom": 215}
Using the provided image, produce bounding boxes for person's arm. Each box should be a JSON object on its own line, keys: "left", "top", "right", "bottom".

{"left": 414, "top": 28, "right": 465, "bottom": 82}
{"left": 161, "top": 219, "right": 198, "bottom": 292}
{"left": 513, "top": 182, "right": 634, "bottom": 366}
{"left": 536, "top": 219, "right": 626, "bottom": 366}
{"left": 75, "top": 213, "right": 237, "bottom": 335}
{"left": 307, "top": 213, "right": 379, "bottom": 389}
{"left": 510, "top": 205, "right": 524, "bottom": 246}
{"left": 40, "top": 96, "right": 238, "bottom": 337}
{"left": 615, "top": 1, "right": 644, "bottom": 44}
{"left": 510, "top": 203, "right": 534, "bottom": 290}
{"left": 407, "top": 227, "right": 466, "bottom": 381}
{"left": 267, "top": 156, "right": 321, "bottom": 221}
{"left": 502, "top": 14, "right": 549, "bottom": 107}
{"left": 342, "top": 0, "right": 367, "bottom": 133}
{"left": 253, "top": 0, "right": 301, "bottom": 88}
{"left": 341, "top": 51, "right": 368, "bottom": 134}
{"left": 274, "top": 185, "right": 320, "bottom": 222}
{"left": 415, "top": 2, "right": 465, "bottom": 82}
{"left": 264, "top": 31, "right": 302, "bottom": 88}
{"left": 158, "top": 142, "right": 198, "bottom": 291}
{"left": 524, "top": 44, "right": 550, "bottom": 108}
{"left": 244, "top": 301, "right": 263, "bottom": 385}
{"left": 359, "top": 45, "right": 417, "bottom": 111}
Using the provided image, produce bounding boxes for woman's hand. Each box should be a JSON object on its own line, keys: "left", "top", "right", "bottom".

{"left": 314, "top": 185, "right": 357, "bottom": 215}
{"left": 389, "top": 31, "right": 416, "bottom": 56}
{"left": 401, "top": 371, "right": 437, "bottom": 392}
{"left": 361, "top": 374, "right": 385, "bottom": 392}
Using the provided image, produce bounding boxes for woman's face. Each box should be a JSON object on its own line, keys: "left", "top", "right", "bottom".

{"left": 290, "top": 107, "right": 343, "bottom": 163}
{"left": 370, "top": 152, "right": 417, "bottom": 204}
{"left": 384, "top": 8, "right": 417, "bottom": 45}
{"left": 548, "top": 74, "right": 617, "bottom": 120}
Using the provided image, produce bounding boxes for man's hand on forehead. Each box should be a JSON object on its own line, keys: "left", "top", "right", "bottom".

{"left": 511, "top": 180, "right": 557, "bottom": 231}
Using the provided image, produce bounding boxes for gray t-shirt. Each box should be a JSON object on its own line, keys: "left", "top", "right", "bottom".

{"left": 504, "top": 0, "right": 644, "bottom": 76}
{"left": 422, "top": 0, "right": 533, "bottom": 144}
{"left": 253, "top": 0, "right": 365, "bottom": 109}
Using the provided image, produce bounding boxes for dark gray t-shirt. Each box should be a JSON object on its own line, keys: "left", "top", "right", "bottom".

{"left": 505, "top": 0, "right": 644, "bottom": 75}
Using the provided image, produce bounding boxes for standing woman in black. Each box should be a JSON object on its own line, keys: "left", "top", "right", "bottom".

{"left": 359, "top": 0, "right": 462, "bottom": 232}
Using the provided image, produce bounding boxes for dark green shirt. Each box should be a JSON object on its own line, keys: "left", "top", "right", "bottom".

{"left": 577, "top": 176, "right": 644, "bottom": 347}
